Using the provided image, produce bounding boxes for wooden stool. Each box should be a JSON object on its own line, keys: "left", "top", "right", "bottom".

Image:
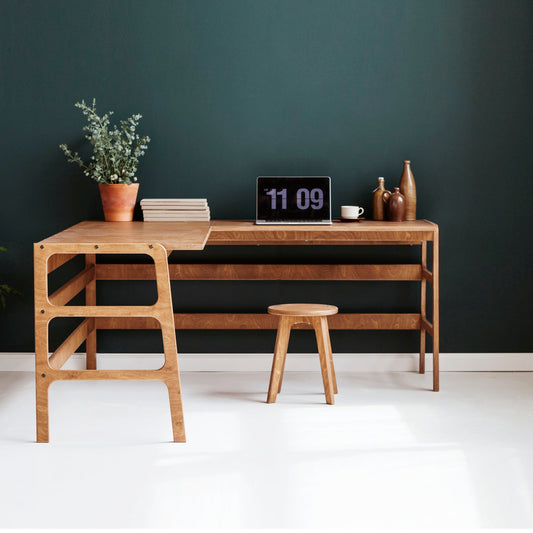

{"left": 266, "top": 304, "right": 338, "bottom": 405}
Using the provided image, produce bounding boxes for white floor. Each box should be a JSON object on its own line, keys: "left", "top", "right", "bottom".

{"left": 1, "top": 370, "right": 533, "bottom": 529}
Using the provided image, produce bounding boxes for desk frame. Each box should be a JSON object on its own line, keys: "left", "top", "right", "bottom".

{"left": 34, "top": 221, "right": 210, "bottom": 443}
{"left": 34, "top": 219, "right": 439, "bottom": 443}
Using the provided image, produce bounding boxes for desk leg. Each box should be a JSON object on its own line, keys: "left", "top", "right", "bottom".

{"left": 35, "top": 313, "right": 51, "bottom": 442}
{"left": 85, "top": 254, "right": 97, "bottom": 370}
{"left": 153, "top": 247, "right": 186, "bottom": 442}
{"left": 420, "top": 242, "right": 427, "bottom": 374}
{"left": 34, "top": 245, "right": 51, "bottom": 443}
{"left": 433, "top": 231, "right": 440, "bottom": 392}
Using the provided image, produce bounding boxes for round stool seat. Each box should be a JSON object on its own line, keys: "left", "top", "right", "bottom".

{"left": 268, "top": 303, "right": 338, "bottom": 317}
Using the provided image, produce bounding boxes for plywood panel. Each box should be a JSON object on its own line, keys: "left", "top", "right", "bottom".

{"left": 95, "top": 313, "right": 421, "bottom": 330}
{"left": 95, "top": 263, "right": 423, "bottom": 281}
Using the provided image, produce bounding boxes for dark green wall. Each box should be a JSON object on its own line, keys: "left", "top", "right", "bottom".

{"left": 1, "top": 0, "right": 532, "bottom": 353}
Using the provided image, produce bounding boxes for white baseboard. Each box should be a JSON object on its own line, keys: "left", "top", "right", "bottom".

{"left": 1, "top": 352, "right": 533, "bottom": 372}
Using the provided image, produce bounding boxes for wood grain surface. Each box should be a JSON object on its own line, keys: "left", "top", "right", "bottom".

{"left": 39, "top": 220, "right": 211, "bottom": 251}
{"left": 94, "top": 313, "right": 421, "bottom": 330}
{"left": 34, "top": 241, "right": 187, "bottom": 443}
{"left": 95, "top": 263, "right": 424, "bottom": 281}
{"left": 268, "top": 304, "right": 339, "bottom": 317}
{"left": 207, "top": 220, "right": 436, "bottom": 245}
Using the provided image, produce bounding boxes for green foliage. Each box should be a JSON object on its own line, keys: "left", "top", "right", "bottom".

{"left": 59, "top": 99, "right": 150, "bottom": 184}
{"left": 0, "top": 247, "right": 21, "bottom": 309}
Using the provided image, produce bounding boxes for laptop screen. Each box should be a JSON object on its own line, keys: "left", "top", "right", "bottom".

{"left": 256, "top": 176, "right": 331, "bottom": 224}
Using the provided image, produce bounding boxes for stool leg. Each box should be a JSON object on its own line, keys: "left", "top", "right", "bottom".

{"left": 325, "top": 322, "right": 338, "bottom": 394}
{"left": 267, "top": 316, "right": 292, "bottom": 403}
{"left": 277, "top": 317, "right": 298, "bottom": 392}
{"left": 277, "top": 347, "right": 288, "bottom": 394}
{"left": 312, "top": 317, "right": 335, "bottom": 405}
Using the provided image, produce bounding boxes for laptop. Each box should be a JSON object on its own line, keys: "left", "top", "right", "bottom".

{"left": 256, "top": 176, "right": 332, "bottom": 225}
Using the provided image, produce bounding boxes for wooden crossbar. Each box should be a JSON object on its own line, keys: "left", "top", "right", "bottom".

{"left": 48, "top": 318, "right": 93, "bottom": 370}
{"left": 45, "top": 305, "right": 159, "bottom": 318}
{"left": 95, "top": 263, "right": 423, "bottom": 281}
{"left": 48, "top": 265, "right": 95, "bottom": 306}
{"left": 422, "top": 267, "right": 433, "bottom": 283}
{"left": 46, "top": 369, "right": 166, "bottom": 380}
{"left": 47, "top": 253, "right": 78, "bottom": 273}
{"left": 421, "top": 317, "right": 434, "bottom": 336}
{"left": 95, "top": 312, "right": 421, "bottom": 330}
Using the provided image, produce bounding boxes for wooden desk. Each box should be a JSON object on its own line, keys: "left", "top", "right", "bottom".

{"left": 34, "top": 221, "right": 211, "bottom": 443}
{"left": 206, "top": 220, "right": 439, "bottom": 389}
{"left": 34, "top": 219, "right": 439, "bottom": 442}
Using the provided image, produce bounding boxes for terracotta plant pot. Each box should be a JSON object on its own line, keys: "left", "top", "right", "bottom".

{"left": 98, "top": 183, "right": 139, "bottom": 221}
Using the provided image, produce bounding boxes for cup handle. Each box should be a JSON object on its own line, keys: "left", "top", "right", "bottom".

{"left": 358, "top": 207, "right": 364, "bottom": 217}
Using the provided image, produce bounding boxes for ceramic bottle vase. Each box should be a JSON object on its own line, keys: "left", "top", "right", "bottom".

{"left": 387, "top": 187, "right": 406, "bottom": 221}
{"left": 372, "top": 177, "right": 391, "bottom": 220}
{"left": 399, "top": 160, "right": 416, "bottom": 220}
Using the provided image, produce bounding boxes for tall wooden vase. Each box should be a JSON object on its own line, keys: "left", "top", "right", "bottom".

{"left": 399, "top": 160, "right": 416, "bottom": 221}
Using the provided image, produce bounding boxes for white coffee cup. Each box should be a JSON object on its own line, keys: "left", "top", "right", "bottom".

{"left": 341, "top": 205, "right": 364, "bottom": 220}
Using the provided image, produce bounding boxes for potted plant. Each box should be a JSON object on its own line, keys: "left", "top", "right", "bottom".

{"left": 60, "top": 99, "right": 150, "bottom": 221}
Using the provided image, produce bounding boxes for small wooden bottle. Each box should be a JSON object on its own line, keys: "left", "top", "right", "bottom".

{"left": 399, "top": 160, "right": 416, "bottom": 220}
{"left": 387, "top": 187, "right": 406, "bottom": 221}
{"left": 372, "top": 177, "right": 391, "bottom": 220}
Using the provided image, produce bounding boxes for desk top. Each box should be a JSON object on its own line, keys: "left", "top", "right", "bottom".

{"left": 207, "top": 220, "right": 437, "bottom": 245}
{"left": 37, "top": 219, "right": 437, "bottom": 251}
{"left": 37, "top": 221, "right": 212, "bottom": 251}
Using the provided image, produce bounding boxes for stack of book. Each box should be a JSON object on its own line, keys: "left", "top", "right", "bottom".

{"left": 141, "top": 198, "right": 210, "bottom": 221}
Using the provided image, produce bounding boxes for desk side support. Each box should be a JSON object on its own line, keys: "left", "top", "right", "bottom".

{"left": 34, "top": 242, "right": 186, "bottom": 443}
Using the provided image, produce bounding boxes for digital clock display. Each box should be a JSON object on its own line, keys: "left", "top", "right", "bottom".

{"left": 256, "top": 176, "right": 331, "bottom": 224}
